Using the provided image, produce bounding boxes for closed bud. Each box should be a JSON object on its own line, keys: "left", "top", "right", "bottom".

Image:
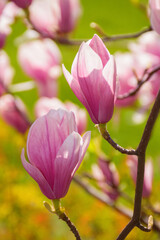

{"left": 63, "top": 34, "right": 117, "bottom": 124}
{"left": 21, "top": 109, "right": 91, "bottom": 199}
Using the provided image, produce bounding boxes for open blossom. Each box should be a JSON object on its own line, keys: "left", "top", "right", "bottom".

{"left": 92, "top": 158, "right": 120, "bottom": 201}
{"left": 149, "top": 0, "right": 160, "bottom": 34}
{"left": 0, "top": 51, "right": 14, "bottom": 96}
{"left": 127, "top": 156, "right": 153, "bottom": 198}
{"left": 29, "top": 0, "right": 81, "bottom": 38}
{"left": 21, "top": 109, "right": 91, "bottom": 199}
{"left": 0, "top": 94, "right": 30, "bottom": 133}
{"left": 11, "top": 0, "right": 33, "bottom": 8}
{"left": 63, "top": 34, "right": 117, "bottom": 124}
{"left": 35, "top": 97, "right": 87, "bottom": 135}
{"left": 18, "top": 39, "right": 61, "bottom": 98}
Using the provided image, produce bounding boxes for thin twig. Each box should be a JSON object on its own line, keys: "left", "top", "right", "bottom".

{"left": 102, "top": 26, "right": 152, "bottom": 42}
{"left": 98, "top": 124, "right": 136, "bottom": 155}
{"left": 117, "top": 89, "right": 160, "bottom": 239}
{"left": 58, "top": 212, "right": 81, "bottom": 240}
{"left": 73, "top": 175, "right": 160, "bottom": 233}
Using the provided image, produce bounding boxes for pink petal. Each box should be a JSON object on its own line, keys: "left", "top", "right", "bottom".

{"left": 53, "top": 131, "right": 82, "bottom": 199}
{"left": 62, "top": 64, "right": 96, "bottom": 122}
{"left": 102, "top": 55, "right": 117, "bottom": 95}
{"left": 27, "top": 111, "right": 63, "bottom": 187}
{"left": 78, "top": 131, "right": 91, "bottom": 166}
{"left": 89, "top": 34, "right": 110, "bottom": 67}
{"left": 77, "top": 42, "right": 103, "bottom": 78}
{"left": 21, "top": 149, "right": 55, "bottom": 199}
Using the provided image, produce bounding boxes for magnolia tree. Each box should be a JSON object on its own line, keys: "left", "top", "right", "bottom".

{"left": 1, "top": 0, "right": 160, "bottom": 239}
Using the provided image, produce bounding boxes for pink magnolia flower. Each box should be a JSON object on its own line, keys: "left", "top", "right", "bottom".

{"left": 127, "top": 156, "right": 153, "bottom": 198}
{"left": 35, "top": 97, "right": 87, "bottom": 135}
{"left": 21, "top": 109, "right": 91, "bottom": 199}
{"left": 18, "top": 39, "right": 61, "bottom": 98}
{"left": 115, "top": 51, "right": 157, "bottom": 107}
{"left": 0, "top": 51, "right": 14, "bottom": 96}
{"left": 129, "top": 32, "right": 160, "bottom": 101}
{"left": 11, "top": 0, "right": 32, "bottom": 8}
{"left": 149, "top": 0, "right": 160, "bottom": 34}
{"left": 63, "top": 34, "right": 117, "bottom": 124}
{"left": 92, "top": 158, "right": 119, "bottom": 201}
{"left": 0, "top": 2, "right": 19, "bottom": 48}
{"left": 0, "top": 94, "right": 30, "bottom": 133}
{"left": 29, "top": 0, "right": 81, "bottom": 38}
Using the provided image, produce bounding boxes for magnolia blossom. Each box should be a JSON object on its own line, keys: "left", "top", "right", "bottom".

{"left": 35, "top": 97, "right": 87, "bottom": 135}
{"left": 0, "top": 51, "right": 14, "bottom": 96}
{"left": 0, "top": 94, "right": 30, "bottom": 133}
{"left": 129, "top": 32, "right": 160, "bottom": 101}
{"left": 127, "top": 156, "right": 153, "bottom": 198}
{"left": 115, "top": 51, "right": 157, "bottom": 107}
{"left": 63, "top": 34, "right": 117, "bottom": 124}
{"left": 18, "top": 39, "right": 61, "bottom": 97}
{"left": 21, "top": 109, "right": 91, "bottom": 199}
{"left": 149, "top": 0, "right": 160, "bottom": 34}
{"left": 92, "top": 158, "right": 120, "bottom": 201}
{"left": 29, "top": 0, "right": 81, "bottom": 38}
{"left": 0, "top": 2, "right": 19, "bottom": 48}
{"left": 11, "top": 0, "right": 33, "bottom": 8}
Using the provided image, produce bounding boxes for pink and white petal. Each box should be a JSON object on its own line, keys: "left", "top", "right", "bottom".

{"left": 71, "top": 52, "right": 78, "bottom": 80}
{"left": 88, "top": 34, "right": 110, "bottom": 67}
{"left": 98, "top": 78, "right": 115, "bottom": 123}
{"left": 77, "top": 42, "right": 103, "bottom": 78}
{"left": 62, "top": 64, "right": 86, "bottom": 105}
{"left": 150, "top": 9, "right": 160, "bottom": 34}
{"left": 53, "top": 132, "right": 82, "bottom": 199}
{"left": 21, "top": 149, "right": 55, "bottom": 199}
{"left": 62, "top": 64, "right": 96, "bottom": 121}
{"left": 78, "top": 69, "right": 102, "bottom": 123}
{"left": 59, "top": 110, "right": 78, "bottom": 139}
{"left": 27, "top": 113, "right": 62, "bottom": 187}
{"left": 102, "top": 55, "right": 117, "bottom": 95}
{"left": 76, "top": 131, "right": 91, "bottom": 169}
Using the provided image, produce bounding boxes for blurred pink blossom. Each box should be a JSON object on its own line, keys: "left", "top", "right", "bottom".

{"left": 0, "top": 94, "right": 30, "bottom": 133}
{"left": 11, "top": 0, "right": 33, "bottom": 8}
{"left": 21, "top": 109, "right": 91, "bottom": 199}
{"left": 127, "top": 155, "right": 153, "bottom": 198}
{"left": 0, "top": 50, "right": 14, "bottom": 96}
{"left": 0, "top": 2, "right": 19, "bottom": 48}
{"left": 0, "top": 0, "right": 7, "bottom": 15}
{"left": 35, "top": 97, "right": 87, "bottom": 135}
{"left": 129, "top": 32, "right": 160, "bottom": 101}
{"left": 18, "top": 39, "right": 61, "bottom": 97}
{"left": 149, "top": 0, "right": 160, "bottom": 34}
{"left": 29, "top": 0, "right": 81, "bottom": 38}
{"left": 63, "top": 34, "right": 117, "bottom": 124}
{"left": 92, "top": 158, "right": 120, "bottom": 201}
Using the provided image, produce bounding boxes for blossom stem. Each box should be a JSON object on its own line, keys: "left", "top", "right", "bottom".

{"left": 98, "top": 123, "right": 136, "bottom": 155}
{"left": 52, "top": 200, "right": 81, "bottom": 240}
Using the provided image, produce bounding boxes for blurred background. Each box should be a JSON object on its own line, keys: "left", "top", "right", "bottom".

{"left": 1, "top": 0, "right": 160, "bottom": 239}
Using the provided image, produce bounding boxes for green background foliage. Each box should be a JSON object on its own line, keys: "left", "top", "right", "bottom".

{"left": 1, "top": 0, "right": 160, "bottom": 239}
